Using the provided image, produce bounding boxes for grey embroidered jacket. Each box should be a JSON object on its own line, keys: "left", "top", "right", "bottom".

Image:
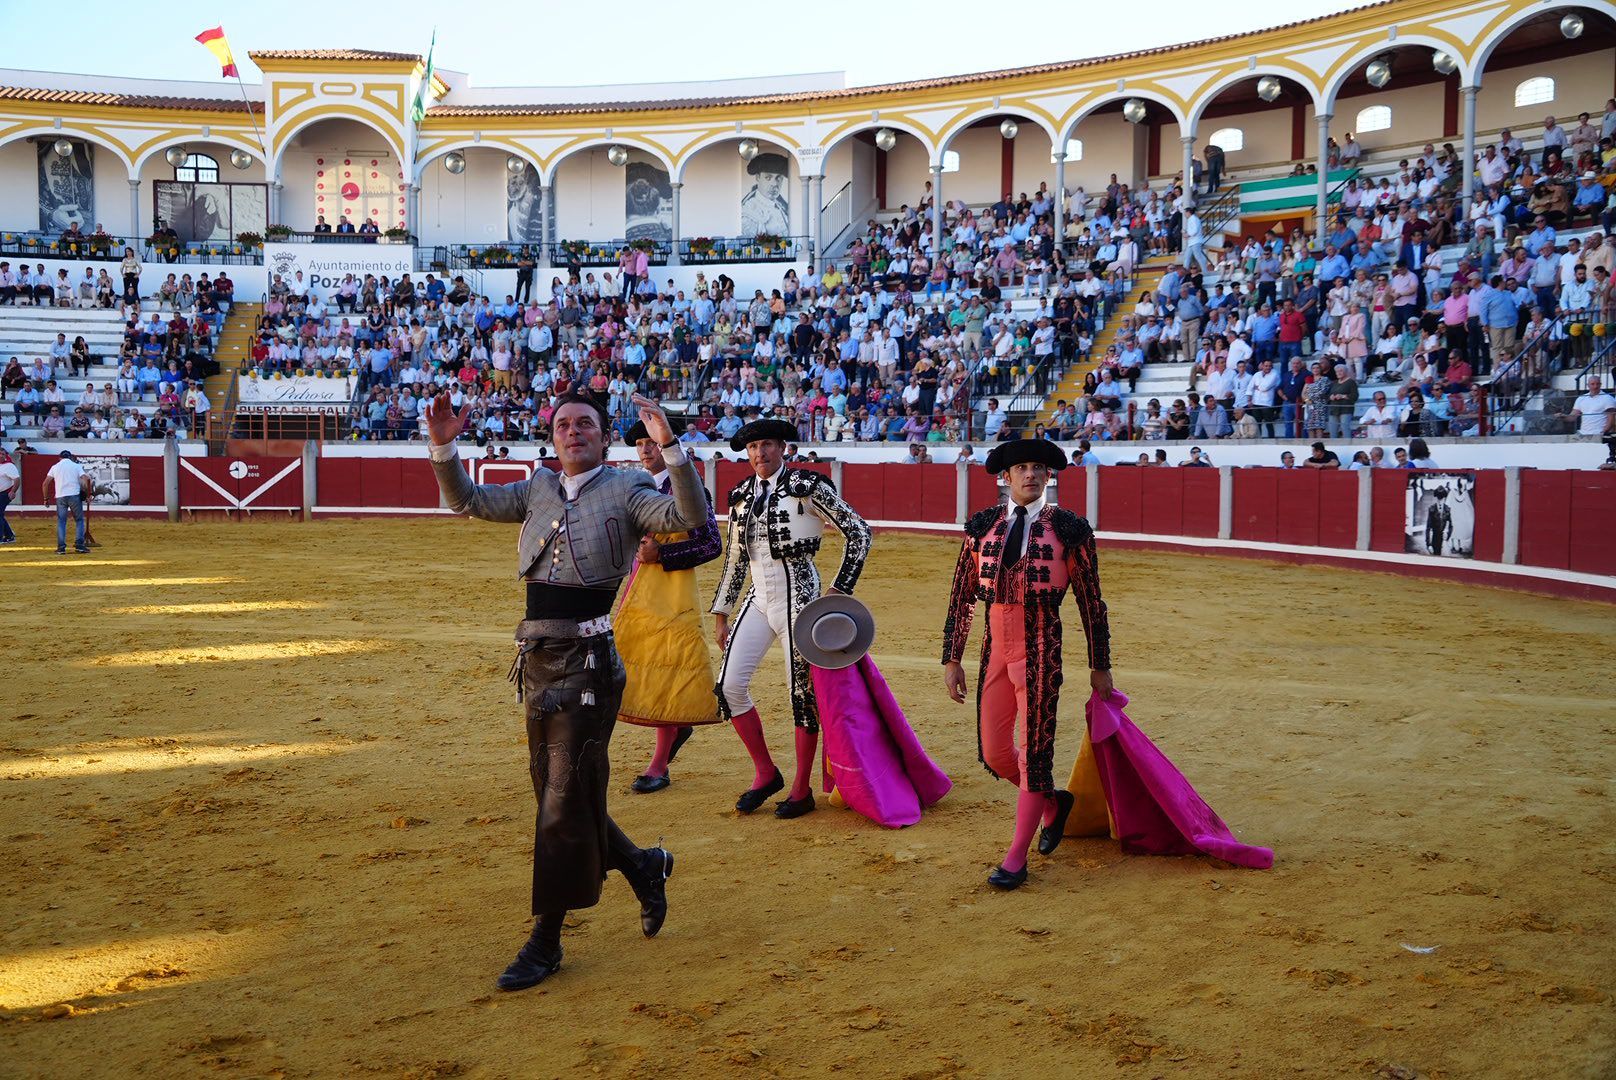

{"left": 429, "top": 443, "right": 708, "bottom": 590}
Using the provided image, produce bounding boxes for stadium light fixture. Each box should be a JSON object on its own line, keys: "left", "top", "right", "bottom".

{"left": 1256, "top": 76, "right": 1282, "bottom": 102}
{"left": 738, "top": 138, "right": 760, "bottom": 161}
{"left": 1432, "top": 50, "right": 1458, "bottom": 75}
{"left": 874, "top": 128, "right": 897, "bottom": 152}
{"left": 1122, "top": 98, "right": 1147, "bottom": 124}
{"left": 443, "top": 151, "right": 466, "bottom": 174}
{"left": 1365, "top": 57, "right": 1392, "bottom": 88}
{"left": 1560, "top": 12, "right": 1584, "bottom": 38}
{"left": 165, "top": 146, "right": 188, "bottom": 168}
{"left": 999, "top": 119, "right": 1019, "bottom": 139}
{"left": 230, "top": 149, "right": 253, "bottom": 170}
{"left": 606, "top": 145, "right": 629, "bottom": 167}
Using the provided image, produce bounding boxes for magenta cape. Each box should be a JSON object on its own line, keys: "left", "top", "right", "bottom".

{"left": 809, "top": 656, "right": 952, "bottom": 828}
{"left": 1082, "top": 689, "right": 1273, "bottom": 869}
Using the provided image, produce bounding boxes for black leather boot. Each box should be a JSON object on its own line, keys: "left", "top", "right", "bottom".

{"left": 497, "top": 911, "right": 563, "bottom": 991}
{"left": 631, "top": 847, "right": 674, "bottom": 938}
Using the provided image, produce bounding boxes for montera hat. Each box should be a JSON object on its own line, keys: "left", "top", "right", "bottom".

{"left": 624, "top": 416, "right": 685, "bottom": 444}
{"left": 729, "top": 417, "right": 798, "bottom": 452}
{"left": 747, "top": 152, "right": 789, "bottom": 177}
{"left": 794, "top": 593, "right": 877, "bottom": 670}
{"left": 984, "top": 438, "right": 1068, "bottom": 476}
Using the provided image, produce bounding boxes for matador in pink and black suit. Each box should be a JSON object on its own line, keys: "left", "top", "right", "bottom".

{"left": 941, "top": 438, "right": 1111, "bottom": 888}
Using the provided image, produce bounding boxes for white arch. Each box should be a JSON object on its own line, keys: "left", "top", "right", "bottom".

{"left": 935, "top": 107, "right": 1059, "bottom": 162}
{"left": 1321, "top": 36, "right": 1475, "bottom": 114}
{"left": 1471, "top": 0, "right": 1616, "bottom": 84}
{"left": 817, "top": 119, "right": 938, "bottom": 164}
{"left": 1059, "top": 89, "right": 1190, "bottom": 143}
{"left": 131, "top": 133, "right": 261, "bottom": 175}
{"left": 673, "top": 133, "right": 797, "bottom": 183}
{"left": 0, "top": 127, "right": 136, "bottom": 175}
{"left": 270, "top": 111, "right": 408, "bottom": 180}
{"left": 1186, "top": 68, "right": 1326, "bottom": 133}
{"left": 544, "top": 136, "right": 675, "bottom": 186}
{"left": 414, "top": 140, "right": 543, "bottom": 184}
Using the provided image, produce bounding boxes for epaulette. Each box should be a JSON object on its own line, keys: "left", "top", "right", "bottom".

{"left": 964, "top": 505, "right": 1003, "bottom": 539}
{"left": 1050, "top": 506, "right": 1094, "bottom": 547}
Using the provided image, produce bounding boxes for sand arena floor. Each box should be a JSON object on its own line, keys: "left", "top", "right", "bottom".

{"left": 0, "top": 518, "right": 1612, "bottom": 1079}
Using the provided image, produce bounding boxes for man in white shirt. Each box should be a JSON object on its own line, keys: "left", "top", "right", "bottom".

{"left": 43, "top": 449, "right": 90, "bottom": 554}
{"left": 1568, "top": 376, "right": 1616, "bottom": 438}
{"left": 1478, "top": 145, "right": 1508, "bottom": 187}
{"left": 983, "top": 398, "right": 1008, "bottom": 440}
{"left": 0, "top": 447, "right": 18, "bottom": 542}
{"left": 1358, "top": 390, "right": 1398, "bottom": 438}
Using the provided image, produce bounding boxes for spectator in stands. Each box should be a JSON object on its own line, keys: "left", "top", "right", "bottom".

{"left": 1566, "top": 375, "right": 1615, "bottom": 440}
{"left": 1304, "top": 441, "right": 1341, "bottom": 469}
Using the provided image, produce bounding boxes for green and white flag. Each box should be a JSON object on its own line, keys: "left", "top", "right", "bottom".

{"left": 410, "top": 30, "right": 436, "bottom": 123}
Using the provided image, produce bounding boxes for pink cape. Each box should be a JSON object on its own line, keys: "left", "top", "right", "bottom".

{"left": 1083, "top": 690, "right": 1273, "bottom": 869}
{"left": 809, "top": 656, "right": 952, "bottom": 828}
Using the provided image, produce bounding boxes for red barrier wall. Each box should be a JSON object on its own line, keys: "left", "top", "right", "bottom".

{"left": 179, "top": 456, "right": 300, "bottom": 510}
{"left": 1569, "top": 473, "right": 1616, "bottom": 576}
{"left": 21, "top": 452, "right": 164, "bottom": 508}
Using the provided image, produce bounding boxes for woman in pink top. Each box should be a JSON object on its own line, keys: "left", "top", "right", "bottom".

{"left": 1334, "top": 301, "right": 1368, "bottom": 380}
{"left": 1441, "top": 285, "right": 1470, "bottom": 360}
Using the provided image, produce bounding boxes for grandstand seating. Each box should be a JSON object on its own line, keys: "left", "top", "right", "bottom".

{"left": 0, "top": 305, "right": 216, "bottom": 441}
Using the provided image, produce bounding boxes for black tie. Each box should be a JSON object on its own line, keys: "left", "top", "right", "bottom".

{"left": 752, "top": 480, "right": 770, "bottom": 519}
{"left": 1003, "top": 505, "right": 1028, "bottom": 570}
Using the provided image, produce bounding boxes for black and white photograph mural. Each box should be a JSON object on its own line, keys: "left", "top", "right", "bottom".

{"left": 739, "top": 151, "right": 790, "bottom": 236}
{"left": 39, "top": 140, "right": 94, "bottom": 233}
{"left": 624, "top": 152, "right": 672, "bottom": 243}
{"left": 506, "top": 161, "right": 550, "bottom": 245}
{"left": 154, "top": 182, "right": 267, "bottom": 243}
{"left": 1405, "top": 472, "right": 1476, "bottom": 559}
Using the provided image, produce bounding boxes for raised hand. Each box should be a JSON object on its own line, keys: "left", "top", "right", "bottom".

{"left": 631, "top": 392, "right": 673, "bottom": 447}
{"left": 425, "top": 391, "right": 472, "bottom": 446}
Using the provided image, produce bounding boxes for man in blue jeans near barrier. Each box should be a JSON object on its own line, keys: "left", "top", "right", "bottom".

{"left": 44, "top": 449, "right": 90, "bottom": 555}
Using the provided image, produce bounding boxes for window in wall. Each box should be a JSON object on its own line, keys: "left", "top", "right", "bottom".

{"left": 941, "top": 150, "right": 960, "bottom": 173}
{"left": 1355, "top": 105, "right": 1392, "bottom": 133}
{"left": 1207, "top": 127, "right": 1244, "bottom": 154}
{"left": 1051, "top": 139, "right": 1083, "bottom": 164}
{"left": 174, "top": 153, "right": 220, "bottom": 183}
{"left": 1514, "top": 76, "right": 1554, "bottom": 108}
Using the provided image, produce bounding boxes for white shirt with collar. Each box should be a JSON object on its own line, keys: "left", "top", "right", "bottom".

{"left": 1001, "top": 494, "right": 1047, "bottom": 564}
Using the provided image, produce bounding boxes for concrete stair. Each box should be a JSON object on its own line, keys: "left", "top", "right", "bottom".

{"left": 206, "top": 302, "right": 259, "bottom": 451}
{"left": 1034, "top": 259, "right": 1173, "bottom": 425}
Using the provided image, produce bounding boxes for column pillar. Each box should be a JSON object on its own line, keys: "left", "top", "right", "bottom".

{"left": 930, "top": 164, "right": 944, "bottom": 262}
{"left": 800, "top": 176, "right": 812, "bottom": 243}
{"left": 1314, "top": 113, "right": 1333, "bottom": 228}
{"left": 668, "top": 181, "right": 683, "bottom": 267}
{"left": 1053, "top": 152, "right": 1066, "bottom": 246}
{"left": 1180, "top": 134, "right": 1196, "bottom": 202}
{"left": 269, "top": 180, "right": 283, "bottom": 225}
{"left": 127, "top": 178, "right": 142, "bottom": 236}
{"left": 402, "top": 183, "right": 417, "bottom": 238}
{"left": 538, "top": 183, "right": 552, "bottom": 267}
{"left": 1460, "top": 86, "right": 1479, "bottom": 203}
{"left": 810, "top": 175, "right": 824, "bottom": 265}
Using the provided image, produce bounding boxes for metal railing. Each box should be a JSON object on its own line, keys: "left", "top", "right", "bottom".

{"left": 549, "top": 241, "right": 671, "bottom": 267}
{"left": 1483, "top": 314, "right": 1567, "bottom": 433}
{"left": 269, "top": 230, "right": 415, "bottom": 246}
{"left": 1571, "top": 329, "right": 1616, "bottom": 391}
{"left": 679, "top": 236, "right": 804, "bottom": 264}
{"left": 819, "top": 182, "right": 854, "bottom": 258}
{"left": 0, "top": 231, "right": 265, "bottom": 265}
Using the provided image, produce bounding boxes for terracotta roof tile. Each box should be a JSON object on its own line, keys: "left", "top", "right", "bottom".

{"left": 248, "top": 48, "right": 421, "bottom": 62}
{"left": 0, "top": 86, "right": 260, "bottom": 115}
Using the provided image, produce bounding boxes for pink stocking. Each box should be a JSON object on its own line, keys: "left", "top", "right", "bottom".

{"left": 789, "top": 727, "right": 818, "bottom": 801}
{"left": 645, "top": 727, "right": 677, "bottom": 778}
{"left": 1001, "top": 790, "right": 1048, "bottom": 874}
{"left": 730, "top": 708, "right": 776, "bottom": 788}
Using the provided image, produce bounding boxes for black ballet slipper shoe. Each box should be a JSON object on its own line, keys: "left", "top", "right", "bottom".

{"left": 668, "top": 726, "right": 694, "bottom": 762}
{"left": 637, "top": 847, "right": 674, "bottom": 938}
{"left": 632, "top": 773, "right": 671, "bottom": 794}
{"left": 735, "top": 769, "right": 784, "bottom": 813}
{"left": 1037, "top": 790, "right": 1076, "bottom": 856}
{"left": 496, "top": 942, "right": 562, "bottom": 991}
{"left": 773, "top": 792, "right": 816, "bottom": 819}
{"left": 987, "top": 864, "right": 1029, "bottom": 890}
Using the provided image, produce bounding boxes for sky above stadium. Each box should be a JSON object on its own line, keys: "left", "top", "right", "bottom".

{"left": 0, "top": 1, "right": 1368, "bottom": 89}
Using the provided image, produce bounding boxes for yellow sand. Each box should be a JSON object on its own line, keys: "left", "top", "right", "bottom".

{"left": 1, "top": 520, "right": 1611, "bottom": 1078}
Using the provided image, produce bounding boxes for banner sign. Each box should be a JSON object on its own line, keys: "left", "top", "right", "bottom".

{"left": 1405, "top": 472, "right": 1476, "bottom": 559}
{"left": 263, "top": 242, "right": 414, "bottom": 293}
{"left": 238, "top": 374, "right": 357, "bottom": 408}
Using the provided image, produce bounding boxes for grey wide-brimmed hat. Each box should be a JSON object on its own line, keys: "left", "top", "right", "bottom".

{"left": 794, "top": 593, "right": 876, "bottom": 670}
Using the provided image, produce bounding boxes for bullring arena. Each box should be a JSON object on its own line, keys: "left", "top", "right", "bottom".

{"left": 3, "top": 0, "right": 1616, "bottom": 1076}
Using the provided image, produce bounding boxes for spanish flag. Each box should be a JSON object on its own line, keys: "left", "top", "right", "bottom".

{"left": 195, "top": 26, "right": 238, "bottom": 78}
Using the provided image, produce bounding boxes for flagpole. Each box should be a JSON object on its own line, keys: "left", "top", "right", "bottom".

{"left": 232, "top": 68, "right": 268, "bottom": 160}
